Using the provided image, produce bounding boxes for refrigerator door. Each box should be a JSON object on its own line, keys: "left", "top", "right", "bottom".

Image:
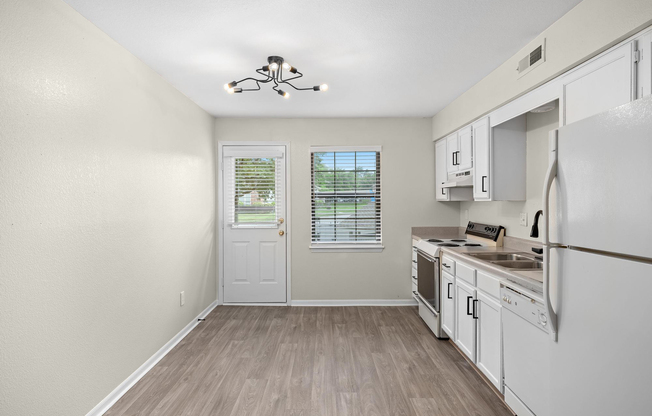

{"left": 549, "top": 248, "right": 652, "bottom": 415}
{"left": 553, "top": 95, "right": 652, "bottom": 259}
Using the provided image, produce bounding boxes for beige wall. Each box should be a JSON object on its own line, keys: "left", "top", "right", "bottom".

{"left": 0, "top": 1, "right": 216, "bottom": 415}
{"left": 458, "top": 108, "right": 559, "bottom": 241}
{"left": 432, "top": 0, "right": 652, "bottom": 139}
{"left": 215, "top": 118, "right": 460, "bottom": 301}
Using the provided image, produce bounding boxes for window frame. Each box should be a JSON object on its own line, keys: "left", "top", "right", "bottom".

{"left": 309, "top": 145, "right": 384, "bottom": 253}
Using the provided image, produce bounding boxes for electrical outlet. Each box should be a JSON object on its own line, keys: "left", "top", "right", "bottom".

{"left": 180, "top": 291, "right": 185, "bottom": 306}
{"left": 520, "top": 213, "right": 528, "bottom": 227}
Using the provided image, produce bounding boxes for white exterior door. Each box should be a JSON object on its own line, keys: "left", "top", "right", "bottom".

{"left": 222, "top": 145, "right": 287, "bottom": 303}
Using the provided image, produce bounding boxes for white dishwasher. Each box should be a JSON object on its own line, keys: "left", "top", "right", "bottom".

{"left": 501, "top": 286, "right": 550, "bottom": 416}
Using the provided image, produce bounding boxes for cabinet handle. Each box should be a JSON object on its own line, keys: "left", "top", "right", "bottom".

{"left": 466, "top": 296, "right": 473, "bottom": 315}
{"left": 447, "top": 283, "right": 452, "bottom": 299}
{"left": 481, "top": 175, "right": 487, "bottom": 193}
{"left": 441, "top": 188, "right": 445, "bottom": 195}
{"left": 452, "top": 153, "right": 455, "bottom": 166}
{"left": 473, "top": 299, "right": 479, "bottom": 319}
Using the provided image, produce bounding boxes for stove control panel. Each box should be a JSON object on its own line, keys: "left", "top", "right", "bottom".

{"left": 465, "top": 221, "right": 505, "bottom": 242}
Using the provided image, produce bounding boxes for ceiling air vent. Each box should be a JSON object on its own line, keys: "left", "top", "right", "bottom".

{"left": 517, "top": 39, "right": 546, "bottom": 78}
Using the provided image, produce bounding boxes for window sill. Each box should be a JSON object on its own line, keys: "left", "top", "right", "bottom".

{"left": 309, "top": 244, "right": 385, "bottom": 253}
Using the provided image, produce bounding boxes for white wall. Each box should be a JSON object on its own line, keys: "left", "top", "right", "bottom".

{"left": 215, "top": 118, "right": 460, "bottom": 301}
{"left": 432, "top": 0, "right": 652, "bottom": 139}
{"left": 459, "top": 107, "right": 559, "bottom": 241}
{"left": 0, "top": 1, "right": 216, "bottom": 415}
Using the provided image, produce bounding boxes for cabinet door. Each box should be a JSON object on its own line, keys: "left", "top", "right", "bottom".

{"left": 472, "top": 117, "right": 490, "bottom": 200}
{"left": 562, "top": 42, "right": 635, "bottom": 125}
{"left": 476, "top": 291, "right": 502, "bottom": 391}
{"left": 457, "top": 125, "right": 473, "bottom": 171}
{"left": 441, "top": 271, "right": 455, "bottom": 338}
{"left": 454, "top": 278, "right": 476, "bottom": 362}
{"left": 446, "top": 132, "right": 459, "bottom": 173}
{"left": 435, "top": 139, "right": 450, "bottom": 201}
{"left": 636, "top": 32, "right": 651, "bottom": 98}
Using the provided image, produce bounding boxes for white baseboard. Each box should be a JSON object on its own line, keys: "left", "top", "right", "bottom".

{"left": 291, "top": 299, "right": 418, "bottom": 307}
{"left": 86, "top": 300, "right": 218, "bottom": 416}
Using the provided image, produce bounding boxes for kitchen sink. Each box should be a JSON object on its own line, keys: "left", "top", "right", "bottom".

{"left": 490, "top": 260, "right": 543, "bottom": 270}
{"left": 467, "top": 253, "right": 533, "bottom": 261}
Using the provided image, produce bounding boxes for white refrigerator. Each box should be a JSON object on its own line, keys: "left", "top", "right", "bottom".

{"left": 542, "top": 95, "right": 652, "bottom": 415}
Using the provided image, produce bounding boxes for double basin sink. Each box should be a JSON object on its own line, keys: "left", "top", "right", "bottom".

{"left": 466, "top": 252, "right": 543, "bottom": 270}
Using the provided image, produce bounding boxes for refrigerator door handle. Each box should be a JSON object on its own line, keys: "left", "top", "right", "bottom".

{"left": 543, "top": 130, "right": 559, "bottom": 342}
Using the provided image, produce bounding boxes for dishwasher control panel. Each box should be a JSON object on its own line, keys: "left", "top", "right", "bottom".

{"left": 500, "top": 286, "right": 549, "bottom": 333}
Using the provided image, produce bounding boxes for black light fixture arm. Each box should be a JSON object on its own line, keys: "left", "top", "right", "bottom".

{"left": 224, "top": 56, "right": 328, "bottom": 98}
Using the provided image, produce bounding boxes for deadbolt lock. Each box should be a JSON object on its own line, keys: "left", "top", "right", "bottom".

{"left": 278, "top": 218, "right": 284, "bottom": 224}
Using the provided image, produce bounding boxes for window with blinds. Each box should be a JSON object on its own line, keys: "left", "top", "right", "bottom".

{"left": 223, "top": 148, "right": 284, "bottom": 227}
{"left": 311, "top": 146, "right": 382, "bottom": 248}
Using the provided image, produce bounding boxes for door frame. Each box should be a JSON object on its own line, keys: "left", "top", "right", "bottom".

{"left": 216, "top": 141, "right": 292, "bottom": 306}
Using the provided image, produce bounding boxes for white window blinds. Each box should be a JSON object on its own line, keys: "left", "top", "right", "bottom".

{"left": 311, "top": 147, "right": 381, "bottom": 245}
{"left": 223, "top": 147, "right": 284, "bottom": 228}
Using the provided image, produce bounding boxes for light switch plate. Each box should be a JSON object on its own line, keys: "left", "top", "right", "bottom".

{"left": 520, "top": 213, "right": 528, "bottom": 227}
{"left": 180, "top": 291, "right": 185, "bottom": 306}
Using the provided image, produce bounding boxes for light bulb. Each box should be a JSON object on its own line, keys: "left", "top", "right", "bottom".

{"left": 320, "top": 84, "right": 329, "bottom": 91}
{"left": 224, "top": 81, "right": 237, "bottom": 91}
{"left": 282, "top": 62, "right": 291, "bottom": 70}
{"left": 224, "top": 83, "right": 230, "bottom": 91}
{"left": 277, "top": 89, "right": 289, "bottom": 99}
{"left": 283, "top": 92, "right": 289, "bottom": 99}
{"left": 269, "top": 62, "right": 279, "bottom": 71}
{"left": 227, "top": 88, "right": 235, "bottom": 94}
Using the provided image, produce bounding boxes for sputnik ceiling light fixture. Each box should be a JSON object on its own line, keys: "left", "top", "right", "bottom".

{"left": 224, "top": 56, "right": 328, "bottom": 99}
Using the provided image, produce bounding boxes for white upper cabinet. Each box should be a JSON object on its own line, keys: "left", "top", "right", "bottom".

{"left": 636, "top": 32, "right": 651, "bottom": 98}
{"left": 446, "top": 132, "right": 459, "bottom": 173}
{"left": 562, "top": 42, "right": 636, "bottom": 125}
{"left": 472, "top": 117, "right": 490, "bottom": 200}
{"left": 435, "top": 139, "right": 450, "bottom": 201}
{"left": 457, "top": 125, "right": 473, "bottom": 171}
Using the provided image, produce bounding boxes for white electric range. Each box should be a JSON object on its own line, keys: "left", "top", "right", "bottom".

{"left": 414, "top": 222, "right": 504, "bottom": 339}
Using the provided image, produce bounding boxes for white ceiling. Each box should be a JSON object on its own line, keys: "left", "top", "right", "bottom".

{"left": 63, "top": 0, "right": 581, "bottom": 118}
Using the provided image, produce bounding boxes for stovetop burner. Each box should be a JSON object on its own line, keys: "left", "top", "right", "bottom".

{"left": 450, "top": 239, "right": 467, "bottom": 242}
{"left": 427, "top": 239, "right": 443, "bottom": 243}
{"left": 464, "top": 243, "right": 482, "bottom": 247}
{"left": 438, "top": 243, "right": 461, "bottom": 247}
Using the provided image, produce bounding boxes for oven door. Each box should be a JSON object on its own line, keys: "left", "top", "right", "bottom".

{"left": 417, "top": 250, "right": 440, "bottom": 313}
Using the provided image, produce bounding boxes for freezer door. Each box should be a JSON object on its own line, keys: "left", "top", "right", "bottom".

{"left": 549, "top": 248, "right": 652, "bottom": 415}
{"left": 553, "top": 96, "right": 652, "bottom": 259}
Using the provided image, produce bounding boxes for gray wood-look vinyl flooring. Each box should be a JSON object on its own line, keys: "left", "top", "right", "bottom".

{"left": 105, "top": 306, "right": 512, "bottom": 416}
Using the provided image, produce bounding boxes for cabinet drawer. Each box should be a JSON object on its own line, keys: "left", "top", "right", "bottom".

{"left": 476, "top": 270, "right": 501, "bottom": 299}
{"left": 441, "top": 255, "right": 456, "bottom": 276}
{"left": 456, "top": 262, "right": 476, "bottom": 285}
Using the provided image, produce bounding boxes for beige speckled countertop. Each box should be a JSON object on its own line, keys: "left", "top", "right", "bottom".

{"left": 411, "top": 228, "right": 544, "bottom": 302}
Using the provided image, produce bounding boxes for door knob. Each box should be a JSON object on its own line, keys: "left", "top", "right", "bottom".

{"left": 279, "top": 230, "right": 285, "bottom": 236}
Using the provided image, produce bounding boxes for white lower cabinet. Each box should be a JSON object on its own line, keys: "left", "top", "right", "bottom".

{"left": 476, "top": 291, "right": 502, "bottom": 391}
{"left": 449, "top": 259, "right": 503, "bottom": 392}
{"left": 441, "top": 271, "right": 455, "bottom": 338}
{"left": 454, "top": 278, "right": 476, "bottom": 361}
